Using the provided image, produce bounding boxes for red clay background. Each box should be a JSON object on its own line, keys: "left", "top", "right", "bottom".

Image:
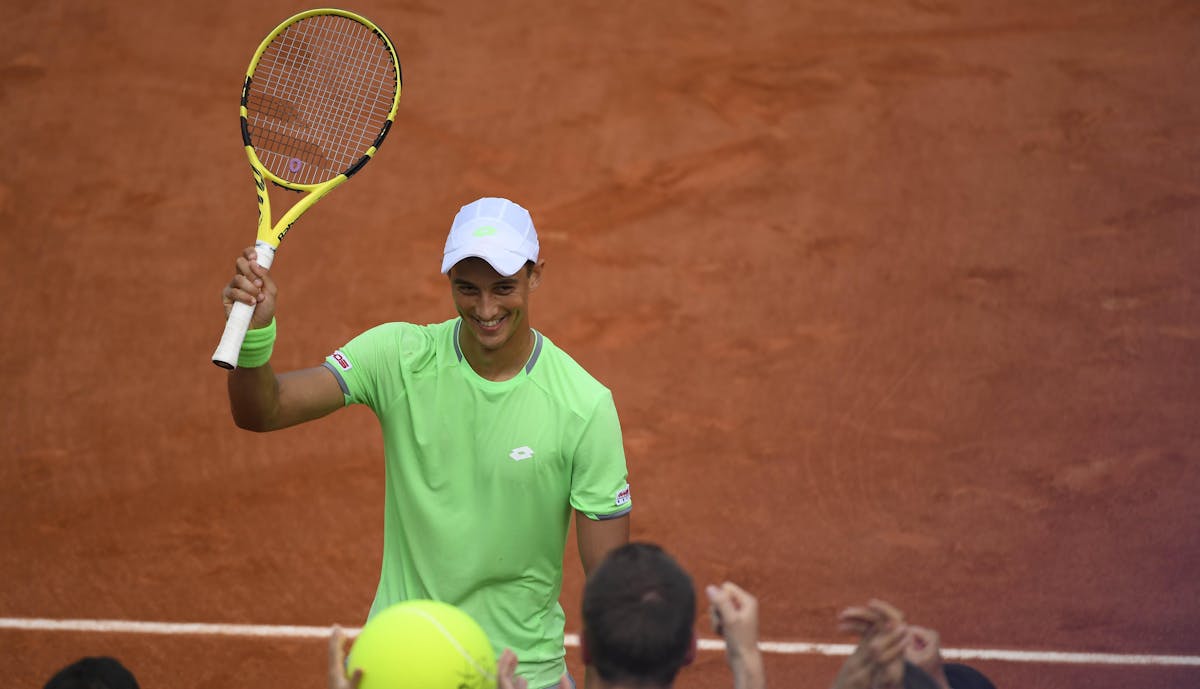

{"left": 2, "top": 1, "right": 1198, "bottom": 687}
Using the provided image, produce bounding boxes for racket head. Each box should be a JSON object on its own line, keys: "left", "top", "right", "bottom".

{"left": 241, "top": 9, "right": 402, "bottom": 191}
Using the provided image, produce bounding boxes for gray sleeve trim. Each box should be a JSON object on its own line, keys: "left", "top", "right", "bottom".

{"left": 594, "top": 506, "right": 632, "bottom": 521}
{"left": 322, "top": 361, "right": 351, "bottom": 396}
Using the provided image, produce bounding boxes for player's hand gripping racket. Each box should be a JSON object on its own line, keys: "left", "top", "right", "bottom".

{"left": 212, "top": 8, "right": 402, "bottom": 369}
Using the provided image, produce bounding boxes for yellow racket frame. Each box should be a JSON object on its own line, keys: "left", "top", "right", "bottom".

{"left": 242, "top": 8, "right": 403, "bottom": 249}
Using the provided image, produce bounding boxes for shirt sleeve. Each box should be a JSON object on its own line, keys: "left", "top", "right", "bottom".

{"left": 569, "top": 391, "right": 632, "bottom": 520}
{"left": 322, "top": 322, "right": 433, "bottom": 411}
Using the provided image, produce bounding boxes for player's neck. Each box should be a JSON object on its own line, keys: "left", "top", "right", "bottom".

{"left": 461, "top": 326, "right": 535, "bottom": 382}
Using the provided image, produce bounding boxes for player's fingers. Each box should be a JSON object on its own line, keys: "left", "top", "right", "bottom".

{"left": 228, "top": 272, "right": 261, "bottom": 292}
{"left": 225, "top": 277, "right": 263, "bottom": 306}
{"left": 235, "top": 254, "right": 266, "bottom": 282}
{"left": 248, "top": 255, "right": 270, "bottom": 278}
{"left": 223, "top": 288, "right": 258, "bottom": 310}
{"left": 258, "top": 269, "right": 278, "bottom": 298}
{"left": 240, "top": 245, "right": 270, "bottom": 273}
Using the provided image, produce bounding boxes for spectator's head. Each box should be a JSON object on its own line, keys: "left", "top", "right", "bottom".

{"left": 903, "top": 661, "right": 942, "bottom": 689}
{"left": 44, "top": 656, "right": 139, "bottom": 689}
{"left": 944, "top": 663, "right": 997, "bottom": 689}
{"left": 581, "top": 542, "right": 697, "bottom": 688}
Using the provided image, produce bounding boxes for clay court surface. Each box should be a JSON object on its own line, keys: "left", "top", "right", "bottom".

{"left": 3, "top": 1, "right": 1199, "bottom": 687}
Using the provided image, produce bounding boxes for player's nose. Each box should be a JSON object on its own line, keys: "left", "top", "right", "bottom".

{"left": 475, "top": 292, "right": 500, "bottom": 319}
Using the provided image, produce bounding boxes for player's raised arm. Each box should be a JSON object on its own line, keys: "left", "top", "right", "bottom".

{"left": 221, "top": 246, "right": 345, "bottom": 432}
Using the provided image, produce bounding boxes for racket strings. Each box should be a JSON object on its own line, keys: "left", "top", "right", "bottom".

{"left": 246, "top": 13, "right": 398, "bottom": 185}
{"left": 258, "top": 15, "right": 395, "bottom": 170}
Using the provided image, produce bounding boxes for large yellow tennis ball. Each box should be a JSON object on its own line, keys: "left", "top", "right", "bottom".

{"left": 347, "top": 599, "right": 497, "bottom": 689}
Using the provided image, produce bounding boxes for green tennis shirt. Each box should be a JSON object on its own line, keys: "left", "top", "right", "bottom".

{"left": 323, "top": 318, "right": 631, "bottom": 688}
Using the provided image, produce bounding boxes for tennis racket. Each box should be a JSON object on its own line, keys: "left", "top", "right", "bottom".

{"left": 212, "top": 8, "right": 402, "bottom": 369}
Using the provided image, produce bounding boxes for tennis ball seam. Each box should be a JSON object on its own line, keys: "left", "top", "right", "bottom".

{"left": 408, "top": 607, "right": 497, "bottom": 681}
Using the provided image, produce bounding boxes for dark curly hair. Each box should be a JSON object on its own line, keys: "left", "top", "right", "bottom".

{"left": 582, "top": 542, "right": 696, "bottom": 688}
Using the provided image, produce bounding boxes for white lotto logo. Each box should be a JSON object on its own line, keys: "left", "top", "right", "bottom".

{"left": 509, "top": 446, "right": 534, "bottom": 461}
{"left": 614, "top": 483, "right": 631, "bottom": 506}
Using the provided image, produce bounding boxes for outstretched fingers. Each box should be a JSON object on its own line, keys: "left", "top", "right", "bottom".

{"left": 837, "top": 599, "right": 905, "bottom": 638}
{"left": 327, "top": 626, "right": 361, "bottom": 689}
{"left": 497, "top": 649, "right": 529, "bottom": 689}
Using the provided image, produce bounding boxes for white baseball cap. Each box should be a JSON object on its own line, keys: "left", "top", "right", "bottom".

{"left": 441, "top": 197, "right": 540, "bottom": 276}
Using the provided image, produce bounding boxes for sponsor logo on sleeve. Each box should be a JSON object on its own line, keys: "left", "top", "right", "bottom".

{"left": 614, "top": 483, "right": 631, "bottom": 507}
{"left": 332, "top": 350, "right": 352, "bottom": 371}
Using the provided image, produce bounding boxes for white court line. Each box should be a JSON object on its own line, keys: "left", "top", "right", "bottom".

{"left": 3, "top": 617, "right": 1199, "bottom": 667}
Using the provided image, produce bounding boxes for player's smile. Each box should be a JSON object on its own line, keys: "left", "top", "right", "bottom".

{"left": 473, "top": 314, "right": 506, "bottom": 330}
{"left": 469, "top": 313, "right": 509, "bottom": 342}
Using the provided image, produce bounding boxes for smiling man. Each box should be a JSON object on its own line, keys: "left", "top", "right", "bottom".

{"left": 221, "top": 197, "right": 632, "bottom": 689}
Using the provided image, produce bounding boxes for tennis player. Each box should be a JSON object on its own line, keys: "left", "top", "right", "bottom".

{"left": 221, "top": 197, "right": 632, "bottom": 689}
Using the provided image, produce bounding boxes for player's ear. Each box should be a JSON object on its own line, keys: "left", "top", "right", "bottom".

{"left": 527, "top": 259, "right": 545, "bottom": 291}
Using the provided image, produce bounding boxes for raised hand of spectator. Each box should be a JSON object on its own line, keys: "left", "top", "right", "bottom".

{"left": 707, "top": 582, "right": 766, "bottom": 689}
{"left": 831, "top": 599, "right": 910, "bottom": 689}
{"left": 328, "top": 626, "right": 362, "bottom": 689}
{"left": 905, "top": 626, "right": 951, "bottom": 689}
{"left": 497, "top": 648, "right": 570, "bottom": 689}
{"left": 497, "top": 649, "right": 529, "bottom": 689}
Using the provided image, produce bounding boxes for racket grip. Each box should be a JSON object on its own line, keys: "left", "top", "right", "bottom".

{"left": 211, "top": 242, "right": 277, "bottom": 370}
{"left": 212, "top": 301, "right": 256, "bottom": 369}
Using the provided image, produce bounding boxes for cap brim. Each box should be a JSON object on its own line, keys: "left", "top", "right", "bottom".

{"left": 441, "top": 247, "right": 528, "bottom": 276}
